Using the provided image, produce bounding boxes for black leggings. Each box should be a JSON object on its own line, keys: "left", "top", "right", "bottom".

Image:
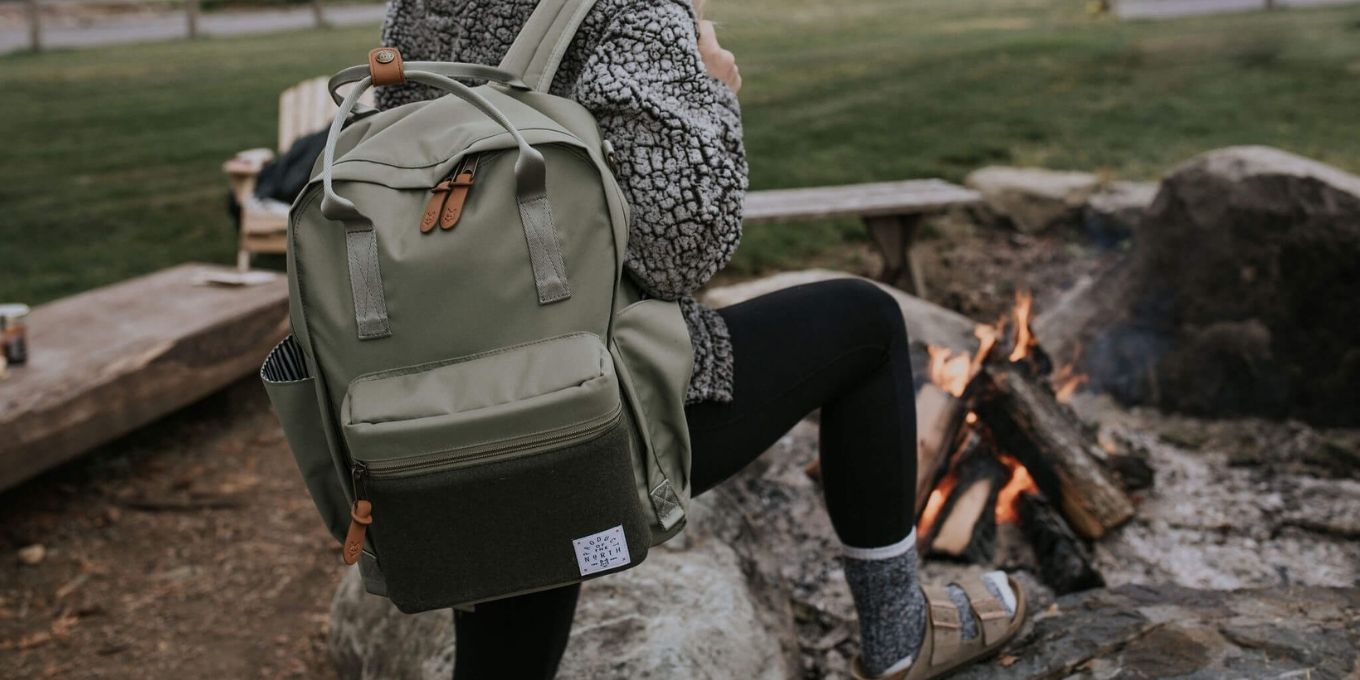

{"left": 452, "top": 278, "right": 918, "bottom": 679}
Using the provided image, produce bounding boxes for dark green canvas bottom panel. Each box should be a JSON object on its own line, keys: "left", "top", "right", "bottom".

{"left": 365, "top": 416, "right": 651, "bottom": 613}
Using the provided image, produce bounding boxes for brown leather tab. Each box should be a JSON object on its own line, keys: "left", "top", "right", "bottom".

{"left": 368, "top": 47, "right": 405, "bottom": 86}
{"left": 342, "top": 500, "right": 373, "bottom": 565}
{"left": 421, "top": 181, "right": 452, "bottom": 233}
{"left": 439, "top": 173, "right": 475, "bottom": 230}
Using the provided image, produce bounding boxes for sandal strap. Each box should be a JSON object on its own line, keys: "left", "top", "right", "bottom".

{"left": 957, "top": 577, "right": 1011, "bottom": 645}
{"left": 920, "top": 585, "right": 963, "bottom": 667}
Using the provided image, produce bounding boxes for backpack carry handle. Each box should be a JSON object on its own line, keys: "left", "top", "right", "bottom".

{"left": 320, "top": 71, "right": 548, "bottom": 224}
{"left": 326, "top": 62, "right": 532, "bottom": 105}
{"left": 320, "top": 62, "right": 571, "bottom": 318}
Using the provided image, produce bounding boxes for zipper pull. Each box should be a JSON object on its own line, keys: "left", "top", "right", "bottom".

{"left": 439, "top": 155, "right": 479, "bottom": 230}
{"left": 342, "top": 463, "right": 372, "bottom": 566}
{"left": 420, "top": 180, "right": 453, "bottom": 234}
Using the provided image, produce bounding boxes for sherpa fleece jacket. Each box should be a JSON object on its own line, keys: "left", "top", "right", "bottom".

{"left": 378, "top": 0, "right": 748, "bottom": 404}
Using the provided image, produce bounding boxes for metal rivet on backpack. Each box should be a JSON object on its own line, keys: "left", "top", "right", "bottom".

{"left": 375, "top": 50, "right": 395, "bottom": 64}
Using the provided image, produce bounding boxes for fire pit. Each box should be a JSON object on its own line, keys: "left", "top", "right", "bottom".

{"left": 911, "top": 291, "right": 1136, "bottom": 595}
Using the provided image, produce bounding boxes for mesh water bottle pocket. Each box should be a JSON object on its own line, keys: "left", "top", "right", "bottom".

{"left": 261, "top": 336, "right": 349, "bottom": 543}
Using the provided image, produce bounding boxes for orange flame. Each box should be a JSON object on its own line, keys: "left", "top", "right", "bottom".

{"left": 1053, "top": 369, "right": 1088, "bottom": 403}
{"left": 1051, "top": 343, "right": 1088, "bottom": 403}
{"left": 994, "top": 454, "right": 1038, "bottom": 524}
{"left": 927, "top": 346, "right": 973, "bottom": 398}
{"left": 917, "top": 472, "right": 958, "bottom": 542}
{"left": 925, "top": 325, "right": 999, "bottom": 399}
{"left": 972, "top": 324, "right": 998, "bottom": 376}
{"left": 1007, "top": 290, "right": 1035, "bottom": 362}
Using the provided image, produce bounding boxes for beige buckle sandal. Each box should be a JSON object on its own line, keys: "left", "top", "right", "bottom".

{"left": 850, "top": 574, "right": 1027, "bottom": 680}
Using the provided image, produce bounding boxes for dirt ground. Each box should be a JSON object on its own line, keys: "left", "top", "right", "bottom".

{"left": 0, "top": 382, "right": 341, "bottom": 679}
{"left": 0, "top": 227, "right": 1111, "bottom": 679}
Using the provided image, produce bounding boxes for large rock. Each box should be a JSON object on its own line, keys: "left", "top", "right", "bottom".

{"left": 1080, "top": 146, "right": 1360, "bottom": 424}
{"left": 965, "top": 166, "right": 1101, "bottom": 233}
{"left": 325, "top": 408, "right": 1360, "bottom": 679}
{"left": 954, "top": 584, "right": 1360, "bottom": 679}
{"left": 1082, "top": 180, "right": 1157, "bottom": 246}
{"left": 328, "top": 509, "right": 799, "bottom": 680}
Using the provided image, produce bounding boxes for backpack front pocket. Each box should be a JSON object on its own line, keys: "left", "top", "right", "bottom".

{"left": 339, "top": 332, "right": 650, "bottom": 613}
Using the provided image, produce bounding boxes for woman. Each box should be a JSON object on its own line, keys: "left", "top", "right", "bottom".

{"left": 378, "top": 1, "right": 1025, "bottom": 678}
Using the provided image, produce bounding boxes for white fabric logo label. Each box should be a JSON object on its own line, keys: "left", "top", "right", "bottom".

{"left": 572, "top": 525, "right": 630, "bottom": 576}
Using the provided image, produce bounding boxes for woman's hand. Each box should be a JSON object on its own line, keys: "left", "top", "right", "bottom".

{"left": 696, "top": 16, "right": 741, "bottom": 94}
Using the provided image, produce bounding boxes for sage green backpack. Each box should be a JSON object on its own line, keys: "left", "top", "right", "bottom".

{"left": 259, "top": 0, "right": 694, "bottom": 613}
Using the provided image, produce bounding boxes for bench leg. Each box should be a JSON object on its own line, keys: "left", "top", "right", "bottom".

{"left": 865, "top": 215, "right": 926, "bottom": 296}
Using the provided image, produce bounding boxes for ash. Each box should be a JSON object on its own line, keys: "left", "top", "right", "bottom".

{"left": 703, "top": 399, "right": 1359, "bottom": 678}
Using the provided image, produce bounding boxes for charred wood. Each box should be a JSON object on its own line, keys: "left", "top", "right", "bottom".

{"left": 972, "top": 363, "right": 1134, "bottom": 539}
{"left": 1108, "top": 452, "right": 1155, "bottom": 492}
{"left": 1017, "top": 492, "right": 1105, "bottom": 595}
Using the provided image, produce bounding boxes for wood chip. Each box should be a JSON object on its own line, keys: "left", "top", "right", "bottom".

{"left": 17, "top": 544, "right": 46, "bottom": 566}
{"left": 55, "top": 573, "right": 89, "bottom": 600}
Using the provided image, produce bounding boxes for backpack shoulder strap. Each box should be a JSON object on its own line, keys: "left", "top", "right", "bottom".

{"left": 499, "top": 0, "right": 600, "bottom": 92}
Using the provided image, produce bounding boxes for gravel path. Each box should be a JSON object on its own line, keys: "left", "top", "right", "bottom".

{"left": 0, "top": 3, "right": 385, "bottom": 54}
{"left": 1116, "top": 0, "right": 1357, "bottom": 19}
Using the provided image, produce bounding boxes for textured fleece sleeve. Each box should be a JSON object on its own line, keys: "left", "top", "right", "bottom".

{"left": 375, "top": 0, "right": 448, "bottom": 110}
{"left": 572, "top": 0, "right": 748, "bottom": 300}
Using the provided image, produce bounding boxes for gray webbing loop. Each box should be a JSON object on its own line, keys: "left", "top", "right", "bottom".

{"left": 345, "top": 224, "right": 392, "bottom": 339}
{"left": 498, "top": 0, "right": 599, "bottom": 92}
{"left": 318, "top": 65, "right": 571, "bottom": 339}
{"left": 326, "top": 61, "right": 531, "bottom": 105}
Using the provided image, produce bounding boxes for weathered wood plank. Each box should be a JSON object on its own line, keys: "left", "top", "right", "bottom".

{"left": 0, "top": 264, "right": 289, "bottom": 491}
{"left": 742, "top": 179, "right": 980, "bottom": 225}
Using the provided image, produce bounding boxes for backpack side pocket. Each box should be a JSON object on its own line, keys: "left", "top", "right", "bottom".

{"left": 262, "top": 336, "right": 349, "bottom": 544}
{"left": 611, "top": 299, "right": 695, "bottom": 543}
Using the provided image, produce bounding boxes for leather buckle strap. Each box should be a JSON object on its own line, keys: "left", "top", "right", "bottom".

{"left": 922, "top": 585, "right": 963, "bottom": 667}
{"left": 369, "top": 47, "right": 405, "bottom": 86}
{"left": 959, "top": 578, "right": 1010, "bottom": 645}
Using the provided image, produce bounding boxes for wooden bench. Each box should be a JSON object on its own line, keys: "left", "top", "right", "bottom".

{"left": 743, "top": 179, "right": 981, "bottom": 296}
{"left": 0, "top": 264, "right": 289, "bottom": 492}
{"left": 229, "top": 74, "right": 976, "bottom": 293}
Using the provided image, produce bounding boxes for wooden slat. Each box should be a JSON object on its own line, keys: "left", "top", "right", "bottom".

{"left": 0, "top": 264, "right": 289, "bottom": 492}
{"left": 278, "top": 84, "right": 297, "bottom": 153}
{"left": 277, "top": 76, "right": 375, "bottom": 152}
{"left": 742, "top": 179, "right": 981, "bottom": 225}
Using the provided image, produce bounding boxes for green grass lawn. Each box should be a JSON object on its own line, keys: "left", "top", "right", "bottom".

{"left": 4, "top": 0, "right": 1360, "bottom": 303}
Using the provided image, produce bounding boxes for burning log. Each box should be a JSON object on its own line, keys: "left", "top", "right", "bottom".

{"left": 972, "top": 362, "right": 1134, "bottom": 540}
{"left": 914, "top": 383, "right": 965, "bottom": 515}
{"left": 1017, "top": 492, "right": 1105, "bottom": 595}
{"left": 922, "top": 431, "right": 1008, "bottom": 563}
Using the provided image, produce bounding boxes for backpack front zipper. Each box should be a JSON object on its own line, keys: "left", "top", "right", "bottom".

{"left": 342, "top": 461, "right": 373, "bottom": 565}
{"left": 340, "top": 403, "right": 622, "bottom": 565}
{"left": 419, "top": 155, "right": 480, "bottom": 233}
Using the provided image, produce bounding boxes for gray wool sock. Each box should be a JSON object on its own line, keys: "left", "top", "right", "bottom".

{"left": 842, "top": 529, "right": 927, "bottom": 678}
{"left": 844, "top": 532, "right": 1018, "bottom": 678}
